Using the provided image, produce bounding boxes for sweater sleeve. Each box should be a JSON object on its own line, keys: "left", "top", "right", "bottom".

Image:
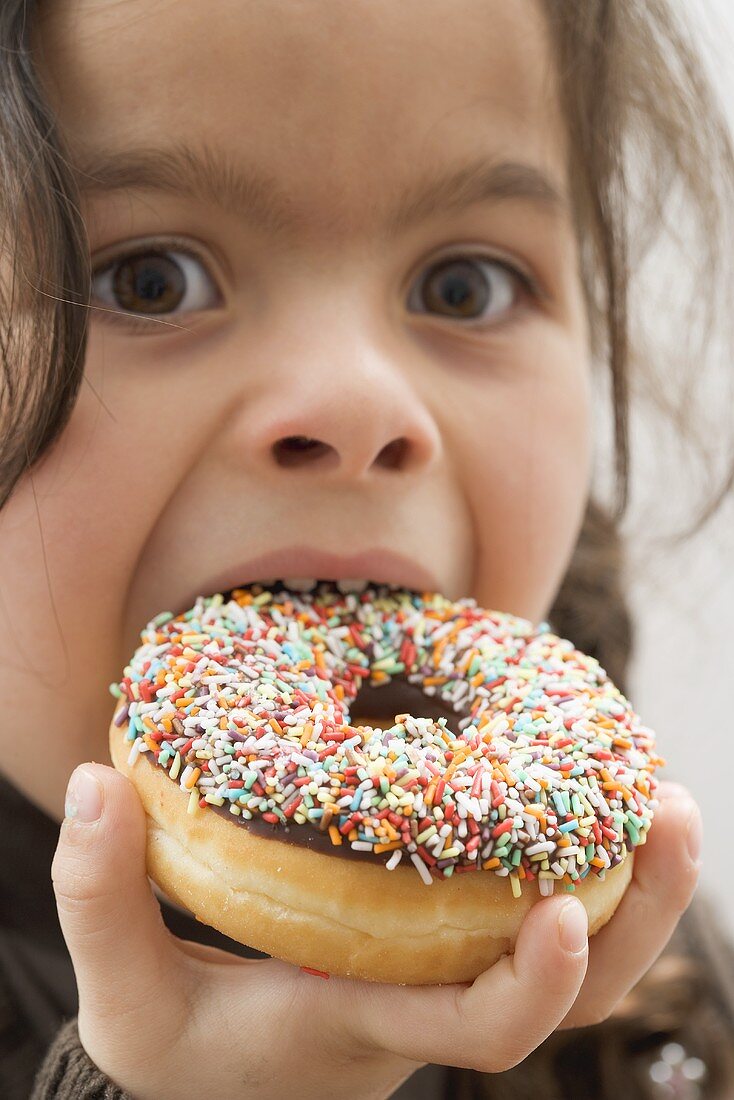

{"left": 30, "top": 1016, "right": 132, "bottom": 1100}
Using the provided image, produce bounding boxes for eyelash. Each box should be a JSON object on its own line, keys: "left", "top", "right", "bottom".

{"left": 89, "top": 236, "right": 542, "bottom": 335}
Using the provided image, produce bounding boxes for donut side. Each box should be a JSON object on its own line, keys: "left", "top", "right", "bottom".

{"left": 110, "top": 717, "right": 635, "bottom": 985}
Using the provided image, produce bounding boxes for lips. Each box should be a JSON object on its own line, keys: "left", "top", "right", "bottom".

{"left": 172, "top": 545, "right": 439, "bottom": 617}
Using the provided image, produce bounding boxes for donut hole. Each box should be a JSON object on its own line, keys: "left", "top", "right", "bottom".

{"left": 349, "top": 676, "right": 465, "bottom": 736}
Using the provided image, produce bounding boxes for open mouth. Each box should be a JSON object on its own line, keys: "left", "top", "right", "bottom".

{"left": 170, "top": 546, "right": 441, "bottom": 625}
{"left": 169, "top": 577, "right": 427, "bottom": 625}
{"left": 217, "top": 576, "right": 425, "bottom": 599}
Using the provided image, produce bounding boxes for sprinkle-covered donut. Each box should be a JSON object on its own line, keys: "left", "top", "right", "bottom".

{"left": 110, "top": 584, "right": 663, "bottom": 911}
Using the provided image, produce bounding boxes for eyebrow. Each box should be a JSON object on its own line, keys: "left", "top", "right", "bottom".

{"left": 73, "top": 140, "right": 567, "bottom": 238}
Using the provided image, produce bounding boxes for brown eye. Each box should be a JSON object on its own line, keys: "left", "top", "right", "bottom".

{"left": 91, "top": 246, "right": 221, "bottom": 330}
{"left": 113, "top": 252, "right": 186, "bottom": 314}
{"left": 409, "top": 255, "right": 522, "bottom": 325}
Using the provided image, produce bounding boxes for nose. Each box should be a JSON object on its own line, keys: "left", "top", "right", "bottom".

{"left": 237, "top": 341, "right": 442, "bottom": 481}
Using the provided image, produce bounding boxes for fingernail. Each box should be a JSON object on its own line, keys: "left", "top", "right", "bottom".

{"left": 558, "top": 899, "right": 588, "bottom": 954}
{"left": 65, "top": 767, "right": 103, "bottom": 824}
{"left": 686, "top": 803, "right": 703, "bottom": 865}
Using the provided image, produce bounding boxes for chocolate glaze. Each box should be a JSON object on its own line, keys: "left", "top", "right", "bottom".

{"left": 136, "top": 743, "right": 628, "bottom": 875}
{"left": 210, "top": 790, "right": 398, "bottom": 865}
{"left": 132, "top": 677, "right": 472, "bottom": 872}
{"left": 139, "top": 746, "right": 400, "bottom": 867}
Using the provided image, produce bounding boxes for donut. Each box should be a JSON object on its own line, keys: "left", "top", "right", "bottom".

{"left": 108, "top": 583, "right": 664, "bottom": 985}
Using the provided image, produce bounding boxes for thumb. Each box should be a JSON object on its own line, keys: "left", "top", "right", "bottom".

{"left": 52, "top": 762, "right": 179, "bottom": 1023}
{"left": 341, "top": 893, "right": 589, "bottom": 1073}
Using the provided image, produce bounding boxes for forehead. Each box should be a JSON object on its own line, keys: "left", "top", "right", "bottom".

{"left": 32, "top": 0, "right": 567, "bottom": 236}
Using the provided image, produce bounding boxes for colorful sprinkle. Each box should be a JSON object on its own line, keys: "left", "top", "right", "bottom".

{"left": 110, "top": 583, "right": 664, "bottom": 890}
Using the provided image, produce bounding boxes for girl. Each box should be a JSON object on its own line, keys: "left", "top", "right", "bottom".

{"left": 1, "top": 1, "right": 732, "bottom": 1097}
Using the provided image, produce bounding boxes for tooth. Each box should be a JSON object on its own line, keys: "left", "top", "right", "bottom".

{"left": 336, "top": 579, "right": 369, "bottom": 593}
{"left": 283, "top": 577, "right": 318, "bottom": 592}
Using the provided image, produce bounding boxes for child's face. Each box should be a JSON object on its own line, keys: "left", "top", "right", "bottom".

{"left": 1, "top": 0, "right": 591, "bottom": 808}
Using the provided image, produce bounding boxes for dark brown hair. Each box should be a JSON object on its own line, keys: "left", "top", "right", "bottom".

{"left": 1, "top": 0, "right": 733, "bottom": 1096}
{"left": 0, "top": 0, "right": 90, "bottom": 512}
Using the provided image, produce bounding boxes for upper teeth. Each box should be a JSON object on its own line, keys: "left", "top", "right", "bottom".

{"left": 267, "top": 577, "right": 372, "bottom": 594}
{"left": 336, "top": 579, "right": 370, "bottom": 593}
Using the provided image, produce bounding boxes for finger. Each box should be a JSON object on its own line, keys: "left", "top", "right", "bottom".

{"left": 558, "top": 783, "right": 702, "bottom": 1029}
{"left": 340, "top": 894, "right": 589, "bottom": 1073}
{"left": 52, "top": 762, "right": 182, "bottom": 1023}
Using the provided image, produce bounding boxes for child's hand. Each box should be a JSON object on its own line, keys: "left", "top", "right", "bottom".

{"left": 51, "top": 765, "right": 700, "bottom": 1099}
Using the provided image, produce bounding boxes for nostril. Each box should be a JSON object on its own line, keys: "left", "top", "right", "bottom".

{"left": 375, "top": 437, "right": 410, "bottom": 470}
{"left": 272, "top": 434, "right": 414, "bottom": 472}
{"left": 272, "top": 435, "right": 336, "bottom": 468}
{"left": 278, "top": 434, "right": 319, "bottom": 452}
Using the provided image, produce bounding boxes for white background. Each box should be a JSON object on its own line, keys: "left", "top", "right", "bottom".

{"left": 623, "top": 1, "right": 734, "bottom": 938}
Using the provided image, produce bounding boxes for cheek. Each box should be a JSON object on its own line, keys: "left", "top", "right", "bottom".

{"left": 0, "top": 368, "right": 173, "bottom": 681}
{"left": 444, "top": 345, "right": 592, "bottom": 622}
